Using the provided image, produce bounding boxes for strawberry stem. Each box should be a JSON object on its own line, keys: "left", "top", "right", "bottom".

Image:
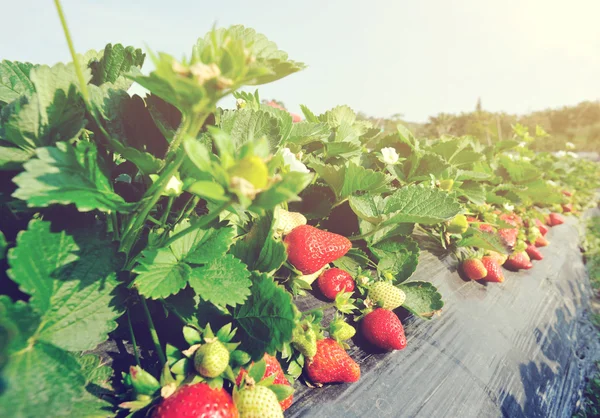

{"left": 127, "top": 309, "right": 141, "bottom": 366}
{"left": 139, "top": 296, "right": 166, "bottom": 365}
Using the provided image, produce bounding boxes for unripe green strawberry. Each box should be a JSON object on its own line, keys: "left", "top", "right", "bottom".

{"left": 447, "top": 214, "right": 468, "bottom": 234}
{"left": 194, "top": 340, "right": 230, "bottom": 378}
{"left": 329, "top": 318, "right": 356, "bottom": 342}
{"left": 228, "top": 156, "right": 268, "bottom": 189}
{"left": 274, "top": 209, "right": 307, "bottom": 237}
{"left": 439, "top": 179, "right": 454, "bottom": 191}
{"left": 368, "top": 281, "right": 406, "bottom": 310}
{"left": 291, "top": 324, "right": 317, "bottom": 359}
{"left": 234, "top": 385, "right": 283, "bottom": 418}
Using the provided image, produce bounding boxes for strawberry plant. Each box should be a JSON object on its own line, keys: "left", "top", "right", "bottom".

{"left": 1, "top": 2, "right": 599, "bottom": 417}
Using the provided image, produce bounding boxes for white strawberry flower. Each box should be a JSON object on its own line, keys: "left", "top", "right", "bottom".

{"left": 522, "top": 156, "right": 531, "bottom": 161}
{"left": 380, "top": 147, "right": 399, "bottom": 164}
{"left": 165, "top": 175, "right": 183, "bottom": 195}
{"left": 555, "top": 151, "right": 566, "bottom": 158}
{"left": 518, "top": 142, "right": 527, "bottom": 148}
{"left": 281, "top": 148, "right": 310, "bottom": 173}
{"left": 547, "top": 180, "right": 558, "bottom": 187}
{"left": 503, "top": 203, "right": 514, "bottom": 211}
{"left": 566, "top": 151, "right": 578, "bottom": 158}
{"left": 565, "top": 142, "right": 575, "bottom": 150}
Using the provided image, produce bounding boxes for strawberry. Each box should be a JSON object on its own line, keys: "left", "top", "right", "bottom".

{"left": 480, "top": 256, "right": 505, "bottom": 283}
{"left": 466, "top": 216, "right": 478, "bottom": 222}
{"left": 290, "top": 113, "right": 302, "bottom": 123}
{"left": 485, "top": 250, "right": 508, "bottom": 266}
{"left": 234, "top": 385, "right": 283, "bottom": 418}
{"left": 504, "top": 251, "right": 533, "bottom": 271}
{"left": 535, "top": 219, "right": 549, "bottom": 236}
{"left": 291, "top": 322, "right": 317, "bottom": 359}
{"left": 275, "top": 209, "right": 307, "bottom": 237}
{"left": 548, "top": 213, "right": 564, "bottom": 226}
{"left": 562, "top": 203, "right": 573, "bottom": 213}
{"left": 284, "top": 225, "right": 352, "bottom": 274}
{"left": 329, "top": 318, "right": 356, "bottom": 343}
{"left": 562, "top": 190, "right": 572, "bottom": 197}
{"left": 317, "top": 268, "right": 355, "bottom": 300}
{"left": 479, "top": 223, "right": 495, "bottom": 233}
{"left": 439, "top": 179, "right": 454, "bottom": 191}
{"left": 305, "top": 338, "right": 360, "bottom": 384}
{"left": 499, "top": 213, "right": 522, "bottom": 227}
{"left": 534, "top": 235, "right": 549, "bottom": 247}
{"left": 194, "top": 340, "right": 230, "bottom": 378}
{"left": 498, "top": 228, "right": 518, "bottom": 248}
{"left": 361, "top": 308, "right": 407, "bottom": 351}
{"left": 447, "top": 214, "right": 468, "bottom": 234}
{"left": 235, "top": 354, "right": 293, "bottom": 411}
{"left": 368, "top": 281, "right": 406, "bottom": 309}
{"left": 461, "top": 258, "right": 487, "bottom": 281}
{"left": 526, "top": 244, "right": 543, "bottom": 261}
{"left": 153, "top": 383, "right": 238, "bottom": 418}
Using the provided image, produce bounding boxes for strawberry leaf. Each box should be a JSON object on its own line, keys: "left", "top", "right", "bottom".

{"left": 382, "top": 185, "right": 462, "bottom": 225}
{"left": 0, "top": 297, "right": 113, "bottom": 418}
{"left": 232, "top": 273, "right": 296, "bottom": 360}
{"left": 249, "top": 171, "right": 313, "bottom": 214}
{"left": 133, "top": 248, "right": 192, "bottom": 299}
{"left": 457, "top": 227, "right": 508, "bottom": 254}
{"left": 87, "top": 43, "right": 145, "bottom": 89}
{"left": 7, "top": 220, "right": 124, "bottom": 351}
{"left": 231, "top": 212, "right": 287, "bottom": 273}
{"left": 220, "top": 108, "right": 281, "bottom": 153}
{"left": 189, "top": 254, "right": 252, "bottom": 308}
{"left": 12, "top": 141, "right": 134, "bottom": 213}
{"left": 398, "top": 281, "right": 444, "bottom": 320}
{"left": 0, "top": 60, "right": 36, "bottom": 103}
{"left": 498, "top": 155, "right": 541, "bottom": 184}
{"left": 369, "top": 236, "right": 420, "bottom": 283}
{"left": 170, "top": 220, "right": 234, "bottom": 264}
{"left": 333, "top": 248, "right": 371, "bottom": 276}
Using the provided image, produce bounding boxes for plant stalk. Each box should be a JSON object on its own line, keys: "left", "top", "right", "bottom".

{"left": 139, "top": 297, "right": 166, "bottom": 365}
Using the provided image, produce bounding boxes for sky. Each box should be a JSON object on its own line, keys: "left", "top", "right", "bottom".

{"left": 2, "top": 0, "right": 600, "bottom": 122}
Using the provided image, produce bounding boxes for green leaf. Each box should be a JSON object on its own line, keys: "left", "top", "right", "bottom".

{"left": 456, "top": 182, "right": 487, "bottom": 205}
{"left": 332, "top": 248, "right": 370, "bottom": 276}
{"left": 232, "top": 273, "right": 296, "bottom": 360}
{"left": 194, "top": 25, "right": 306, "bottom": 86}
{"left": 457, "top": 227, "right": 508, "bottom": 254}
{"left": 382, "top": 185, "right": 462, "bottom": 226}
{"left": 170, "top": 220, "right": 235, "bottom": 265}
{"left": 515, "top": 179, "right": 563, "bottom": 205}
{"left": 189, "top": 254, "right": 251, "bottom": 307}
{"left": 220, "top": 108, "right": 281, "bottom": 153}
{"left": 0, "top": 145, "right": 34, "bottom": 170}
{"left": 7, "top": 221, "right": 124, "bottom": 351}
{"left": 0, "top": 60, "right": 36, "bottom": 103}
{"left": 132, "top": 248, "right": 192, "bottom": 299}
{"left": 398, "top": 281, "right": 444, "bottom": 320}
{"left": 370, "top": 236, "right": 419, "bottom": 283}
{"left": 323, "top": 105, "right": 356, "bottom": 128}
{"left": 250, "top": 171, "right": 313, "bottom": 214}
{"left": 498, "top": 155, "right": 541, "bottom": 184}
{"left": 0, "top": 298, "right": 112, "bottom": 418}
{"left": 78, "top": 354, "right": 114, "bottom": 397}
{"left": 12, "top": 141, "right": 133, "bottom": 213}
{"left": 310, "top": 160, "right": 392, "bottom": 201}
{"left": 88, "top": 43, "right": 145, "bottom": 89}
{"left": 348, "top": 195, "right": 386, "bottom": 224}
{"left": 0, "top": 230, "right": 6, "bottom": 260}
{"left": 231, "top": 212, "right": 287, "bottom": 273}
{"left": 7, "top": 220, "right": 78, "bottom": 312}
{"left": 286, "top": 122, "right": 330, "bottom": 146}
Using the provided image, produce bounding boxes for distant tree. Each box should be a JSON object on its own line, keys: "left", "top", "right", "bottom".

{"left": 475, "top": 97, "right": 482, "bottom": 112}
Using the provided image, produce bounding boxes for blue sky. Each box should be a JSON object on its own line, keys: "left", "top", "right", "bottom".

{"left": 3, "top": 0, "right": 600, "bottom": 121}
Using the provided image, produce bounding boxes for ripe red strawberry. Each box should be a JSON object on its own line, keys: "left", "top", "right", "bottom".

{"left": 480, "top": 256, "right": 505, "bottom": 283}
{"left": 466, "top": 216, "right": 478, "bottom": 222}
{"left": 305, "top": 338, "right": 360, "bottom": 384}
{"left": 479, "top": 223, "right": 495, "bottom": 233}
{"left": 548, "top": 213, "right": 564, "bottom": 226}
{"left": 284, "top": 225, "right": 351, "bottom": 274}
{"left": 290, "top": 113, "right": 302, "bottom": 123}
{"left": 236, "top": 354, "right": 293, "bottom": 411}
{"left": 498, "top": 228, "right": 518, "bottom": 248}
{"left": 535, "top": 235, "right": 549, "bottom": 247}
{"left": 562, "top": 190, "right": 572, "bottom": 197}
{"left": 361, "top": 308, "right": 407, "bottom": 351}
{"left": 461, "top": 258, "right": 487, "bottom": 281}
{"left": 153, "top": 383, "right": 238, "bottom": 418}
{"left": 504, "top": 251, "right": 533, "bottom": 271}
{"left": 526, "top": 244, "right": 543, "bottom": 261}
{"left": 562, "top": 203, "right": 573, "bottom": 213}
{"left": 535, "top": 219, "right": 549, "bottom": 236}
{"left": 317, "top": 268, "right": 355, "bottom": 300}
{"left": 499, "top": 213, "right": 522, "bottom": 227}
